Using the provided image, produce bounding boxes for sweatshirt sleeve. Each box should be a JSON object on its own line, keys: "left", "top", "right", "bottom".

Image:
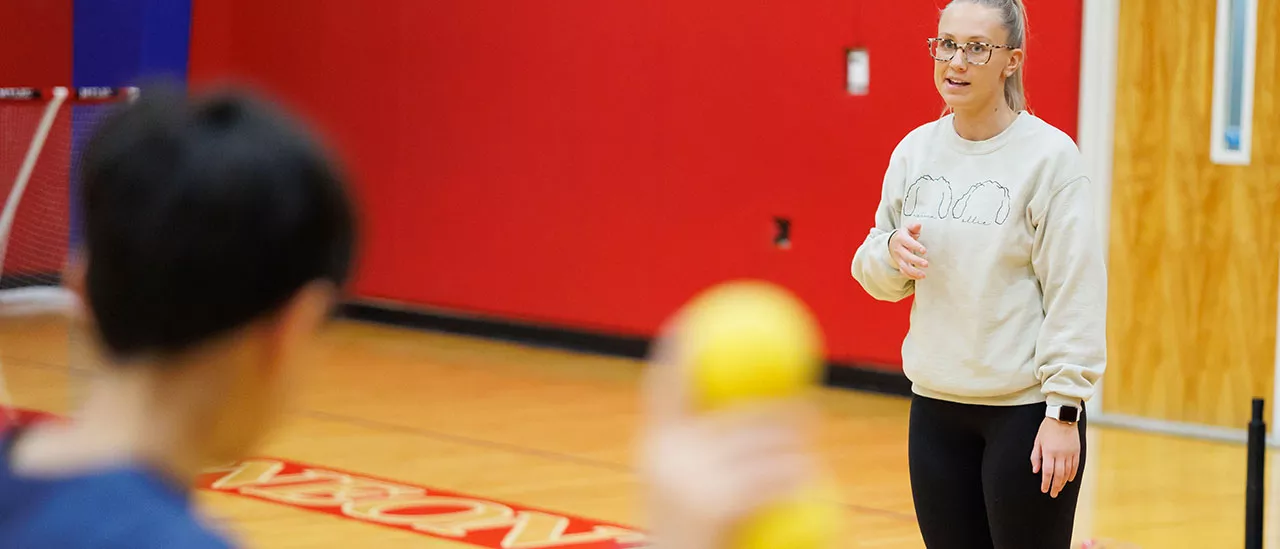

{"left": 1030, "top": 174, "right": 1108, "bottom": 408}
{"left": 850, "top": 146, "right": 914, "bottom": 302}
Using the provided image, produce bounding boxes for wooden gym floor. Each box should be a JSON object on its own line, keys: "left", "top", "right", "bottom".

{"left": 2, "top": 311, "right": 1275, "bottom": 548}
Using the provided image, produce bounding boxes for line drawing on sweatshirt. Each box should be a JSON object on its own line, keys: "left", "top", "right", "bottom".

{"left": 950, "top": 180, "right": 1011, "bottom": 225}
{"left": 902, "top": 175, "right": 953, "bottom": 219}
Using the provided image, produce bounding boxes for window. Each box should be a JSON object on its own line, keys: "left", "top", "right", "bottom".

{"left": 1210, "top": 0, "right": 1257, "bottom": 165}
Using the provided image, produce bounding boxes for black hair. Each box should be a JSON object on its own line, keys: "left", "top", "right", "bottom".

{"left": 78, "top": 85, "right": 356, "bottom": 360}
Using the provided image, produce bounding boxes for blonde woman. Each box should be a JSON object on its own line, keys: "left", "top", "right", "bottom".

{"left": 851, "top": 0, "right": 1107, "bottom": 546}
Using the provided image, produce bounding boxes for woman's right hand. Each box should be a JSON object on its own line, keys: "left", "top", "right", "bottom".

{"left": 889, "top": 223, "right": 928, "bottom": 279}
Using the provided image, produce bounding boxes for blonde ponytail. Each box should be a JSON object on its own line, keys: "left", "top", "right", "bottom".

{"left": 1003, "top": 0, "right": 1029, "bottom": 112}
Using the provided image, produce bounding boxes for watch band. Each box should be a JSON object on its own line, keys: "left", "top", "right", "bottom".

{"left": 1046, "top": 403, "right": 1080, "bottom": 423}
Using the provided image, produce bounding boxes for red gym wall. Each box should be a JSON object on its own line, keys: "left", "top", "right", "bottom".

{"left": 0, "top": 1, "right": 71, "bottom": 86}
{"left": 0, "top": 0, "right": 73, "bottom": 277}
{"left": 188, "top": 0, "right": 1082, "bottom": 371}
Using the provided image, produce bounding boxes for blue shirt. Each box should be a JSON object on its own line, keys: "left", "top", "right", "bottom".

{"left": 0, "top": 425, "right": 234, "bottom": 549}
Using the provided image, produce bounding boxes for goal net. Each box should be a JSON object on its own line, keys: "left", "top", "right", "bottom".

{"left": 0, "top": 86, "right": 137, "bottom": 424}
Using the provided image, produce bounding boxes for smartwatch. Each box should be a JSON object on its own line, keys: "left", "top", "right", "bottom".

{"left": 1046, "top": 403, "right": 1080, "bottom": 424}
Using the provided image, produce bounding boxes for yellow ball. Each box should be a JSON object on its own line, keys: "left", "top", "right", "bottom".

{"left": 679, "top": 280, "right": 825, "bottom": 410}
{"left": 734, "top": 482, "right": 844, "bottom": 549}
{"left": 676, "top": 281, "right": 841, "bottom": 548}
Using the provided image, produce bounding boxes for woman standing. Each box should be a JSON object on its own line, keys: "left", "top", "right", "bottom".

{"left": 850, "top": 0, "right": 1107, "bottom": 547}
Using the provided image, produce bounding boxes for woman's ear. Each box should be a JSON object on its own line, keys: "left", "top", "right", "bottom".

{"left": 1005, "top": 48, "right": 1025, "bottom": 78}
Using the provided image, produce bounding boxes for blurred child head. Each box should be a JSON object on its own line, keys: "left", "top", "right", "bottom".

{"left": 71, "top": 84, "right": 356, "bottom": 464}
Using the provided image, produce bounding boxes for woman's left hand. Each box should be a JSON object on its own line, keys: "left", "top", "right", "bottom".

{"left": 1030, "top": 417, "right": 1080, "bottom": 498}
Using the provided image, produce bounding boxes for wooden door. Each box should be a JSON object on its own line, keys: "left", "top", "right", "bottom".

{"left": 1105, "top": 0, "right": 1280, "bottom": 428}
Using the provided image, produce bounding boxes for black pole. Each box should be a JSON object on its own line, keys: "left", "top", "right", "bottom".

{"left": 1246, "top": 398, "right": 1265, "bottom": 549}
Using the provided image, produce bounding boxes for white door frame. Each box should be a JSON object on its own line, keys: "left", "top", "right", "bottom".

{"left": 1077, "top": 0, "right": 1119, "bottom": 419}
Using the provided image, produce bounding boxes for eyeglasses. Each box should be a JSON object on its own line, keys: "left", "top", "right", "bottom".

{"left": 927, "top": 38, "right": 1014, "bottom": 66}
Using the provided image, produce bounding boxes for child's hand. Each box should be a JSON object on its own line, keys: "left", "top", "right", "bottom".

{"left": 637, "top": 318, "right": 817, "bottom": 549}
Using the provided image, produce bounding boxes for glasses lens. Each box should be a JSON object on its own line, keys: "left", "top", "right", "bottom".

{"left": 963, "top": 42, "right": 992, "bottom": 64}
{"left": 930, "top": 39, "right": 957, "bottom": 61}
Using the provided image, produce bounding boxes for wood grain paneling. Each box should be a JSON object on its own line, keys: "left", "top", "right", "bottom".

{"left": 1106, "top": 0, "right": 1280, "bottom": 427}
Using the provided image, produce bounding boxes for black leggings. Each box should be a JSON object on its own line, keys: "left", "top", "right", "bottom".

{"left": 908, "top": 394, "right": 1086, "bottom": 549}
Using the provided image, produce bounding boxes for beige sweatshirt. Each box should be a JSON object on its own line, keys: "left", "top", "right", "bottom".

{"left": 850, "top": 112, "right": 1106, "bottom": 409}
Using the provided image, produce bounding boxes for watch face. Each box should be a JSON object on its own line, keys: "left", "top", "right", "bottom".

{"left": 1060, "top": 406, "right": 1079, "bottom": 422}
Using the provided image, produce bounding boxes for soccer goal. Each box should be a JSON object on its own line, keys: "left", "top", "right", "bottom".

{"left": 0, "top": 86, "right": 137, "bottom": 423}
